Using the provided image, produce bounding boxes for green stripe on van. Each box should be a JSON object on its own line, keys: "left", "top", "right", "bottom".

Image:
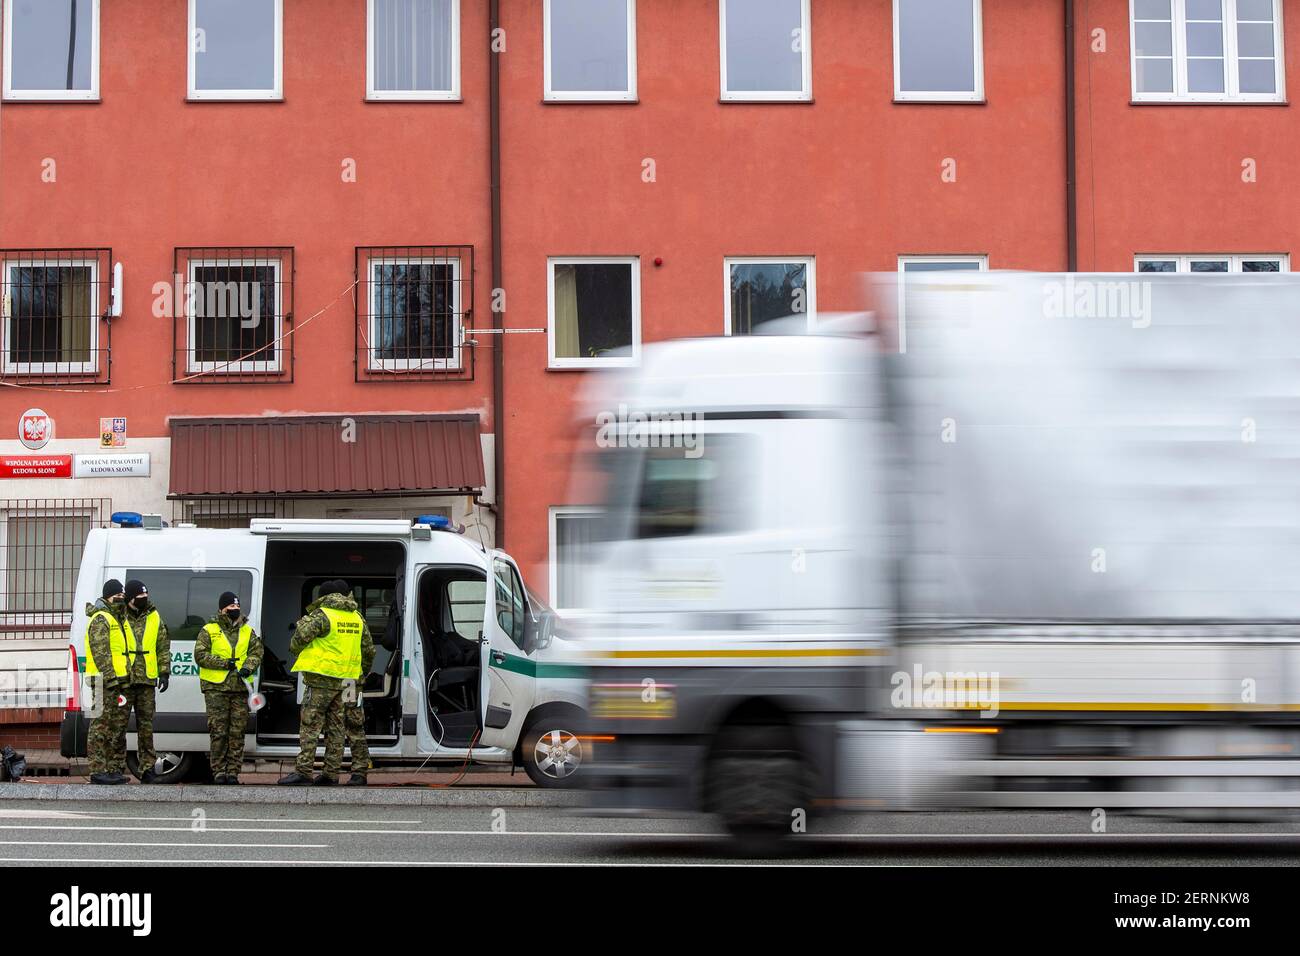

{"left": 490, "top": 653, "right": 585, "bottom": 680}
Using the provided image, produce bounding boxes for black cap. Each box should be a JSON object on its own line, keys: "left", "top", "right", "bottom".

{"left": 125, "top": 580, "right": 148, "bottom": 603}
{"left": 102, "top": 579, "right": 124, "bottom": 600}
{"left": 218, "top": 591, "right": 239, "bottom": 610}
{"left": 322, "top": 579, "right": 349, "bottom": 597}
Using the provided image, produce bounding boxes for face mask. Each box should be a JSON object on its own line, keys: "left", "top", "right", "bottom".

{"left": 225, "top": 608, "right": 241, "bottom": 623}
{"left": 131, "top": 599, "right": 148, "bottom": 613}
{"left": 109, "top": 596, "right": 124, "bottom": 606}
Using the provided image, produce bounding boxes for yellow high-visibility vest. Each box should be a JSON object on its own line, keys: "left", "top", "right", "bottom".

{"left": 291, "top": 606, "right": 363, "bottom": 679}
{"left": 199, "top": 622, "right": 253, "bottom": 686}
{"left": 84, "top": 609, "right": 160, "bottom": 679}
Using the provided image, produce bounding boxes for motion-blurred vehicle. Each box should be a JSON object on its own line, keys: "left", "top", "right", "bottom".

{"left": 572, "top": 272, "right": 1300, "bottom": 842}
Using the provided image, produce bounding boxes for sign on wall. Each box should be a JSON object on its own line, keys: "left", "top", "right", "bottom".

{"left": 0, "top": 455, "right": 73, "bottom": 479}
{"left": 18, "top": 408, "right": 53, "bottom": 450}
{"left": 73, "top": 453, "right": 150, "bottom": 478}
{"left": 99, "top": 417, "right": 127, "bottom": 448}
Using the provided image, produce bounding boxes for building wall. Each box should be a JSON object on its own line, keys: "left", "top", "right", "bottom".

{"left": 1, "top": 0, "right": 1296, "bottom": 613}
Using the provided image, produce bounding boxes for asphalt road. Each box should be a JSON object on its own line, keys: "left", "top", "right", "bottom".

{"left": 2, "top": 799, "right": 1300, "bottom": 864}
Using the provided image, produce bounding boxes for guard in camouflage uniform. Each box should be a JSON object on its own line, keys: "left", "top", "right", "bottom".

{"left": 195, "top": 591, "right": 263, "bottom": 785}
{"left": 85, "top": 579, "right": 170, "bottom": 784}
{"left": 278, "top": 580, "right": 374, "bottom": 786}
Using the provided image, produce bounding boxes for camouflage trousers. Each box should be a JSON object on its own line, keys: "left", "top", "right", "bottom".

{"left": 343, "top": 698, "right": 370, "bottom": 776}
{"left": 204, "top": 691, "right": 249, "bottom": 776}
{"left": 295, "top": 683, "right": 346, "bottom": 778}
{"left": 87, "top": 680, "right": 155, "bottom": 774}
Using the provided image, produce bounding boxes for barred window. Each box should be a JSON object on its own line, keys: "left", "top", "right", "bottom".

{"left": 174, "top": 247, "right": 293, "bottom": 383}
{"left": 356, "top": 246, "right": 473, "bottom": 381}
{"left": 1, "top": 249, "right": 112, "bottom": 384}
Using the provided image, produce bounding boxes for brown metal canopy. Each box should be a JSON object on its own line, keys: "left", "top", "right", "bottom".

{"left": 169, "top": 414, "right": 484, "bottom": 497}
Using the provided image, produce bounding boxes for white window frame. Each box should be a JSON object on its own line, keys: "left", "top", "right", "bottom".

{"left": 187, "top": 0, "right": 284, "bottom": 101}
{"left": 723, "top": 256, "right": 817, "bottom": 335}
{"left": 719, "top": 0, "right": 812, "bottom": 102}
{"left": 897, "top": 254, "right": 988, "bottom": 354}
{"left": 543, "top": 0, "right": 638, "bottom": 102}
{"left": 0, "top": 502, "right": 97, "bottom": 634}
{"left": 2, "top": 0, "right": 101, "bottom": 101}
{"left": 892, "top": 0, "right": 984, "bottom": 102}
{"left": 547, "top": 256, "right": 641, "bottom": 369}
{"left": 1, "top": 258, "right": 99, "bottom": 375}
{"left": 1130, "top": 0, "right": 1286, "bottom": 103}
{"left": 185, "top": 257, "right": 284, "bottom": 374}
{"left": 548, "top": 505, "right": 602, "bottom": 616}
{"left": 367, "top": 255, "right": 462, "bottom": 371}
{"left": 365, "top": 0, "right": 461, "bottom": 101}
{"left": 1134, "top": 253, "right": 1290, "bottom": 272}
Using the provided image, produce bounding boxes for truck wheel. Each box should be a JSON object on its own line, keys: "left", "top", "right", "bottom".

{"left": 126, "top": 751, "right": 201, "bottom": 784}
{"left": 706, "top": 724, "right": 809, "bottom": 854}
{"left": 520, "top": 715, "right": 585, "bottom": 788}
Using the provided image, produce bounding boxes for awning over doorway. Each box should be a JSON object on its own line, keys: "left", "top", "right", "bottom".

{"left": 168, "top": 414, "right": 485, "bottom": 497}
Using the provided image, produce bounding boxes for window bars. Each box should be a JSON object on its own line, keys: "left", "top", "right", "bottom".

{"left": 171, "top": 496, "right": 296, "bottom": 528}
{"left": 0, "top": 249, "right": 113, "bottom": 386}
{"left": 355, "top": 245, "right": 474, "bottom": 381}
{"left": 0, "top": 498, "right": 111, "bottom": 641}
{"left": 172, "top": 246, "right": 294, "bottom": 384}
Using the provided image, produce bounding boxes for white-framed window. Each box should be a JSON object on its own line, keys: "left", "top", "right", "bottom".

{"left": 719, "top": 0, "right": 811, "bottom": 102}
{"left": 2, "top": 258, "right": 99, "bottom": 375}
{"left": 897, "top": 255, "right": 988, "bottom": 353}
{"left": 1131, "top": 0, "right": 1285, "bottom": 102}
{"left": 2, "top": 0, "right": 100, "bottom": 101}
{"left": 893, "top": 0, "right": 984, "bottom": 101}
{"left": 724, "top": 257, "right": 816, "bottom": 334}
{"left": 368, "top": 255, "right": 462, "bottom": 371}
{"left": 549, "top": 505, "right": 602, "bottom": 615}
{"left": 0, "top": 501, "right": 98, "bottom": 638}
{"left": 367, "top": 0, "right": 460, "bottom": 101}
{"left": 188, "top": 0, "right": 283, "bottom": 101}
{"left": 1135, "top": 253, "right": 1289, "bottom": 272}
{"left": 548, "top": 257, "right": 640, "bottom": 369}
{"left": 185, "top": 257, "right": 284, "bottom": 373}
{"left": 544, "top": 0, "right": 637, "bottom": 101}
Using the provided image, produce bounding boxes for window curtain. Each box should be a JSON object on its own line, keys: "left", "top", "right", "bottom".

{"left": 553, "top": 264, "right": 580, "bottom": 357}
{"left": 59, "top": 266, "right": 91, "bottom": 363}
{"left": 376, "top": 0, "right": 453, "bottom": 91}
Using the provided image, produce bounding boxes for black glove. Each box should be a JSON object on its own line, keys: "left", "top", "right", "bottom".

{"left": 226, "top": 659, "right": 239, "bottom": 671}
{"left": 237, "top": 666, "right": 252, "bottom": 679}
{"left": 157, "top": 674, "right": 170, "bottom": 694}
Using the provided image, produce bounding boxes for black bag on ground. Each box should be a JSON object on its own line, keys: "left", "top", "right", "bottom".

{"left": 1, "top": 745, "right": 27, "bottom": 782}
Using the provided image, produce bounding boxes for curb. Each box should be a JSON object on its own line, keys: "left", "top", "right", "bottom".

{"left": 0, "top": 782, "right": 581, "bottom": 808}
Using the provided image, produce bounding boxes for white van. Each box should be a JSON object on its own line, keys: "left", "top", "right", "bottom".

{"left": 60, "top": 517, "right": 588, "bottom": 787}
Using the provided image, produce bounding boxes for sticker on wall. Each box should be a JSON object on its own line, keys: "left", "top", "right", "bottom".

{"left": 19, "top": 409, "right": 53, "bottom": 450}
{"left": 99, "top": 417, "right": 127, "bottom": 448}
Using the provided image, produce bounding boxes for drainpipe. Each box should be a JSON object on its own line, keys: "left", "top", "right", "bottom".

{"left": 1065, "top": 0, "right": 1078, "bottom": 271}
{"left": 489, "top": 0, "right": 506, "bottom": 549}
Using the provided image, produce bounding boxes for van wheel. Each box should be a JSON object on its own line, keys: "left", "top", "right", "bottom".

{"left": 520, "top": 716, "right": 585, "bottom": 788}
{"left": 126, "top": 751, "right": 200, "bottom": 784}
{"left": 705, "top": 724, "right": 808, "bottom": 854}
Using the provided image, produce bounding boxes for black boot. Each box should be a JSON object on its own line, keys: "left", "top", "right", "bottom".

{"left": 312, "top": 773, "right": 338, "bottom": 786}
{"left": 224, "top": 775, "right": 240, "bottom": 786}
{"left": 90, "top": 772, "right": 128, "bottom": 785}
{"left": 212, "top": 773, "right": 230, "bottom": 785}
{"left": 277, "top": 771, "right": 313, "bottom": 786}
{"left": 139, "top": 769, "right": 159, "bottom": 784}
{"left": 348, "top": 773, "right": 368, "bottom": 786}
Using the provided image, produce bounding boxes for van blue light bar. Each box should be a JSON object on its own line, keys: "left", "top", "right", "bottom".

{"left": 111, "top": 512, "right": 143, "bottom": 528}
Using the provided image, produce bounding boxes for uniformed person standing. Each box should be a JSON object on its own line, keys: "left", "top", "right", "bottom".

{"left": 278, "top": 580, "right": 374, "bottom": 786}
{"left": 195, "top": 592, "right": 263, "bottom": 785}
{"left": 84, "top": 579, "right": 170, "bottom": 784}
{"left": 120, "top": 580, "right": 170, "bottom": 782}
{"left": 85, "top": 580, "right": 130, "bottom": 785}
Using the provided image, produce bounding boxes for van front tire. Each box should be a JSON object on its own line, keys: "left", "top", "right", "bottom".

{"left": 519, "top": 711, "right": 586, "bottom": 788}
